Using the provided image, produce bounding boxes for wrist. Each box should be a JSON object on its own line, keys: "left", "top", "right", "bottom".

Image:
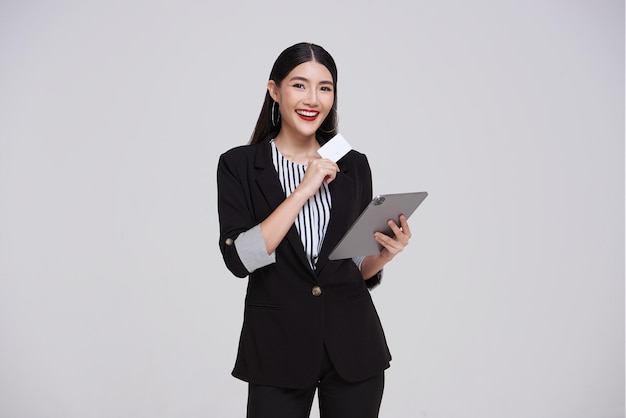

{"left": 292, "top": 185, "right": 313, "bottom": 201}
{"left": 380, "top": 250, "right": 395, "bottom": 262}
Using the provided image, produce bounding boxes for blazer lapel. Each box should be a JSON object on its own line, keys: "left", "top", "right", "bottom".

{"left": 316, "top": 159, "right": 355, "bottom": 273}
{"left": 253, "top": 143, "right": 285, "bottom": 211}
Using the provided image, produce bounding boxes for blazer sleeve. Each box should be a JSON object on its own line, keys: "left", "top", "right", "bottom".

{"left": 217, "top": 149, "right": 256, "bottom": 278}
{"left": 359, "top": 154, "right": 383, "bottom": 289}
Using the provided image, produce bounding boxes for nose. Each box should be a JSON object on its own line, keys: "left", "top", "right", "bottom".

{"left": 304, "top": 89, "right": 319, "bottom": 106}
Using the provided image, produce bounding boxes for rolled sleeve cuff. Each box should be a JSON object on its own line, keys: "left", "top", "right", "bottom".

{"left": 235, "top": 224, "right": 276, "bottom": 272}
{"left": 353, "top": 256, "right": 383, "bottom": 289}
{"left": 352, "top": 256, "right": 365, "bottom": 270}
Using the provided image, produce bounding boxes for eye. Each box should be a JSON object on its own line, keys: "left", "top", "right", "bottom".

{"left": 320, "top": 86, "right": 333, "bottom": 92}
{"left": 292, "top": 83, "right": 305, "bottom": 89}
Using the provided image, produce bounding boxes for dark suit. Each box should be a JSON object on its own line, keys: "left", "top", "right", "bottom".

{"left": 217, "top": 140, "right": 391, "bottom": 389}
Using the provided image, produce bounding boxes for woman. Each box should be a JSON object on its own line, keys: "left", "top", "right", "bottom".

{"left": 217, "top": 42, "right": 411, "bottom": 418}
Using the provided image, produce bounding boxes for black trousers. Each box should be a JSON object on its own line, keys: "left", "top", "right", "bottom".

{"left": 247, "top": 345, "right": 385, "bottom": 418}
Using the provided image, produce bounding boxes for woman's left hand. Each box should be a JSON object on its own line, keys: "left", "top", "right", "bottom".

{"left": 374, "top": 214, "right": 411, "bottom": 261}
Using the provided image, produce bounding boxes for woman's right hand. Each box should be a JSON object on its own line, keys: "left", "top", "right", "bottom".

{"left": 296, "top": 158, "right": 339, "bottom": 198}
{"left": 258, "top": 157, "right": 339, "bottom": 254}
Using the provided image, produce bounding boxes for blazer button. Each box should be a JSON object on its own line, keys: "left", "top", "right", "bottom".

{"left": 312, "top": 286, "right": 322, "bottom": 296}
{"left": 224, "top": 238, "right": 234, "bottom": 246}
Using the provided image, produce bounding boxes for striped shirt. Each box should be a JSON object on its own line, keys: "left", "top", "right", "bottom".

{"left": 271, "top": 140, "right": 332, "bottom": 269}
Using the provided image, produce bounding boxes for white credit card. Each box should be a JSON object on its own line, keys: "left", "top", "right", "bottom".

{"left": 317, "top": 133, "right": 352, "bottom": 163}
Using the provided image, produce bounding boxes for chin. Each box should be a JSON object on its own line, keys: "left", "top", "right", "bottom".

{"left": 295, "top": 126, "right": 321, "bottom": 138}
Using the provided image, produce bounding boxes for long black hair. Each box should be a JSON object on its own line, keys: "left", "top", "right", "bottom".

{"left": 248, "top": 42, "right": 338, "bottom": 145}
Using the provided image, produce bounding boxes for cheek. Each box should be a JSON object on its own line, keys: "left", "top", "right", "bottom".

{"left": 323, "top": 95, "right": 335, "bottom": 109}
{"left": 278, "top": 90, "right": 295, "bottom": 105}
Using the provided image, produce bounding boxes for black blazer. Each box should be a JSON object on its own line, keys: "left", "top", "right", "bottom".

{"left": 217, "top": 140, "right": 390, "bottom": 389}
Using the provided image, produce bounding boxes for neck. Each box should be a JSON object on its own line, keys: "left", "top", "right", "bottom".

{"left": 273, "top": 130, "right": 319, "bottom": 164}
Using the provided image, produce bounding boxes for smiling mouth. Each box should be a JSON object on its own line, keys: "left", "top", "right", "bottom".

{"left": 296, "top": 109, "right": 319, "bottom": 121}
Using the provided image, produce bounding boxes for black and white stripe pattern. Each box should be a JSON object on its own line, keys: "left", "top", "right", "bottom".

{"left": 271, "top": 140, "right": 332, "bottom": 269}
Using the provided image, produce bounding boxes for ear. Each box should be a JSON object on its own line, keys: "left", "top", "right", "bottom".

{"left": 267, "top": 80, "right": 280, "bottom": 102}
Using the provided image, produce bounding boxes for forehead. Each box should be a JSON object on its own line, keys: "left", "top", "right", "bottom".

{"left": 284, "top": 61, "right": 333, "bottom": 83}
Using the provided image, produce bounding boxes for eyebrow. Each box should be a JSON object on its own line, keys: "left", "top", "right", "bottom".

{"left": 288, "top": 76, "right": 334, "bottom": 85}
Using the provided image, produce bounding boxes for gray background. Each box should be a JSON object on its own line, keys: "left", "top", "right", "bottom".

{"left": 0, "top": 1, "right": 623, "bottom": 417}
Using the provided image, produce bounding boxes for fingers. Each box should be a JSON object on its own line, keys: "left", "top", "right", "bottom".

{"left": 307, "top": 158, "right": 339, "bottom": 183}
{"left": 373, "top": 215, "right": 412, "bottom": 259}
{"left": 374, "top": 231, "right": 405, "bottom": 260}
{"left": 310, "top": 158, "right": 339, "bottom": 173}
{"left": 397, "top": 214, "right": 412, "bottom": 239}
{"left": 374, "top": 231, "right": 405, "bottom": 250}
{"left": 298, "top": 158, "right": 339, "bottom": 197}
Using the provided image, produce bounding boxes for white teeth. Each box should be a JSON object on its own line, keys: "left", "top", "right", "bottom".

{"left": 296, "top": 110, "right": 318, "bottom": 117}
